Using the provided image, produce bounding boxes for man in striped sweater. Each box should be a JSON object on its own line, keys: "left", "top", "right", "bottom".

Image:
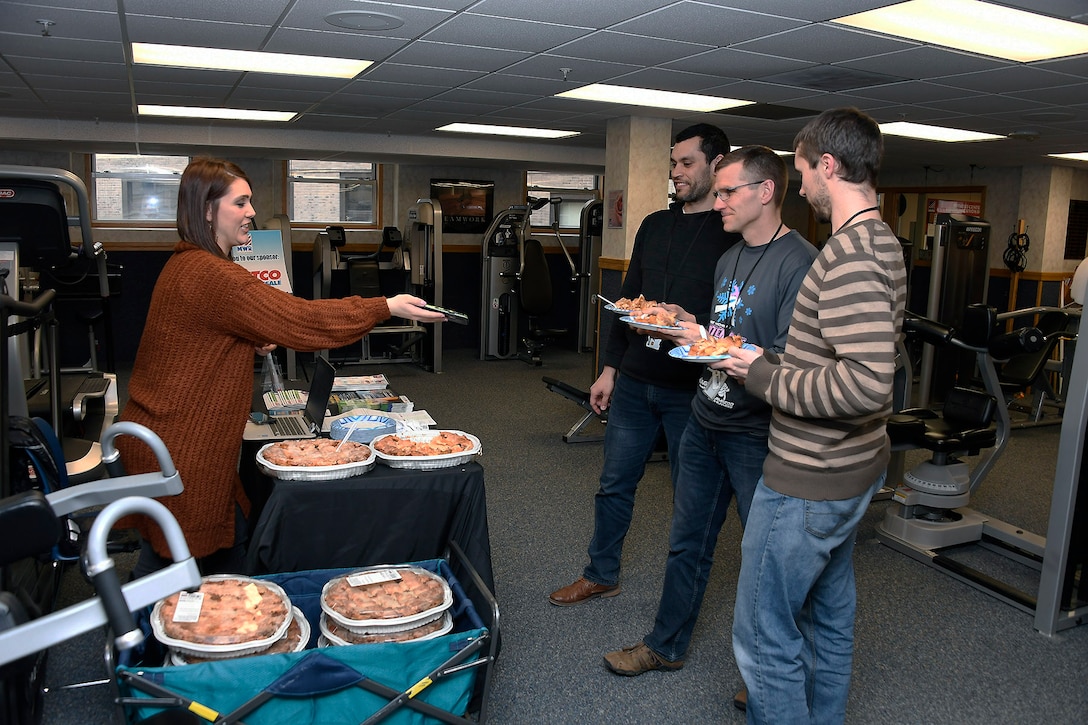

{"left": 721, "top": 108, "right": 907, "bottom": 724}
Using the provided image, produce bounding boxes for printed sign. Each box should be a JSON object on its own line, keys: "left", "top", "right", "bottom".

{"left": 231, "top": 230, "right": 292, "bottom": 293}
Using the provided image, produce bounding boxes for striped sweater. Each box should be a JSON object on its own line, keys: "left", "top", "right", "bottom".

{"left": 745, "top": 219, "right": 907, "bottom": 500}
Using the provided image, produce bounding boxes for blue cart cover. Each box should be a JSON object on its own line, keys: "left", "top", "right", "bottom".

{"left": 117, "top": 560, "right": 486, "bottom": 725}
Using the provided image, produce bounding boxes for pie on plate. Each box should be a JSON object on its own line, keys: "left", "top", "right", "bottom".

{"left": 321, "top": 566, "right": 451, "bottom": 626}
{"left": 154, "top": 576, "right": 291, "bottom": 649}
{"left": 260, "top": 438, "right": 371, "bottom": 467}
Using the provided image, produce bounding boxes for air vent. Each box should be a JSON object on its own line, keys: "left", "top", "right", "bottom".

{"left": 715, "top": 104, "right": 816, "bottom": 121}
{"left": 760, "top": 66, "right": 901, "bottom": 92}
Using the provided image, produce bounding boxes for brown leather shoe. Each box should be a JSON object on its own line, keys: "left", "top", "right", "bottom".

{"left": 548, "top": 577, "right": 620, "bottom": 606}
{"left": 733, "top": 687, "right": 747, "bottom": 712}
{"left": 603, "top": 642, "right": 683, "bottom": 676}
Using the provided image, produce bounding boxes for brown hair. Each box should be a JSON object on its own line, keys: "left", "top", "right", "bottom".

{"left": 177, "top": 157, "right": 251, "bottom": 257}
{"left": 717, "top": 145, "right": 788, "bottom": 207}
{"left": 793, "top": 107, "right": 883, "bottom": 188}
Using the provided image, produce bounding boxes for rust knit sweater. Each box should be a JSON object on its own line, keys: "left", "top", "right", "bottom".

{"left": 117, "top": 241, "right": 392, "bottom": 559}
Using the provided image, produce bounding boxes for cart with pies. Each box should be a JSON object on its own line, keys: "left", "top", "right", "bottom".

{"left": 116, "top": 552, "right": 497, "bottom": 725}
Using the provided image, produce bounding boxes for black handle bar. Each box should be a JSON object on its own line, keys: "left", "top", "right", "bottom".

{"left": 903, "top": 312, "right": 955, "bottom": 346}
{"left": 0, "top": 288, "right": 57, "bottom": 317}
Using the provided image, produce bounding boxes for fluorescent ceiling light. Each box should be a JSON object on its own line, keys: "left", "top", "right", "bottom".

{"left": 879, "top": 121, "right": 1003, "bottom": 143}
{"left": 556, "top": 84, "right": 753, "bottom": 113}
{"left": 132, "top": 42, "right": 371, "bottom": 79}
{"left": 138, "top": 105, "right": 297, "bottom": 122}
{"left": 1049, "top": 152, "right": 1088, "bottom": 162}
{"left": 436, "top": 123, "right": 579, "bottom": 139}
{"left": 732, "top": 145, "right": 793, "bottom": 157}
{"left": 834, "top": 0, "right": 1088, "bottom": 63}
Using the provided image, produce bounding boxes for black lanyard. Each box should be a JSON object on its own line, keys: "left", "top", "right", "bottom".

{"left": 662, "top": 210, "right": 711, "bottom": 300}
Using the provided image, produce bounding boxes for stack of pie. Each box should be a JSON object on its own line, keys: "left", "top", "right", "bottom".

{"left": 318, "top": 566, "right": 454, "bottom": 647}
{"left": 152, "top": 575, "right": 302, "bottom": 662}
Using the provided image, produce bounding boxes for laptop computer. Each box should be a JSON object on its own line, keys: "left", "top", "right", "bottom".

{"left": 243, "top": 356, "right": 336, "bottom": 441}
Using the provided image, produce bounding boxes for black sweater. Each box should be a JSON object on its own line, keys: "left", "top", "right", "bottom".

{"left": 602, "top": 202, "right": 741, "bottom": 389}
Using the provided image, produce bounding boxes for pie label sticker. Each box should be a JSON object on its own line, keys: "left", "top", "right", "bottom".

{"left": 347, "top": 569, "right": 404, "bottom": 587}
{"left": 172, "top": 592, "right": 205, "bottom": 622}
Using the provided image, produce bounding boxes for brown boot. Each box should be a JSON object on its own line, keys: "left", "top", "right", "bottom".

{"left": 548, "top": 577, "right": 620, "bottom": 606}
{"left": 733, "top": 687, "right": 747, "bottom": 712}
{"left": 603, "top": 642, "right": 683, "bottom": 676}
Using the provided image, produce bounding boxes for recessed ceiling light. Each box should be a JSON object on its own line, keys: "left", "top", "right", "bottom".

{"left": 437, "top": 123, "right": 579, "bottom": 139}
{"left": 132, "top": 42, "right": 371, "bottom": 79}
{"left": 879, "top": 121, "right": 1004, "bottom": 143}
{"left": 556, "top": 84, "right": 753, "bottom": 113}
{"left": 1049, "top": 152, "right": 1088, "bottom": 162}
{"left": 834, "top": 0, "right": 1088, "bottom": 63}
{"left": 325, "top": 11, "right": 405, "bottom": 31}
{"left": 138, "top": 105, "right": 297, "bottom": 122}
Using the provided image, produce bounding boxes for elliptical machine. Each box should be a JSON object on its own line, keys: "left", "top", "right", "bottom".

{"left": 479, "top": 196, "right": 578, "bottom": 365}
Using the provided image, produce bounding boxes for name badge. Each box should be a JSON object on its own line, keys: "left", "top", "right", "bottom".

{"left": 645, "top": 337, "right": 661, "bottom": 351}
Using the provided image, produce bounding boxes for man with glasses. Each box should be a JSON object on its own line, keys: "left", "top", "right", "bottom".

{"left": 549, "top": 124, "right": 740, "bottom": 608}
{"left": 604, "top": 145, "right": 817, "bottom": 676}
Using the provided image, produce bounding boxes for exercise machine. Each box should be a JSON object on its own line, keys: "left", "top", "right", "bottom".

{"left": 0, "top": 166, "right": 118, "bottom": 483}
{"left": 479, "top": 196, "right": 578, "bottom": 365}
{"left": 576, "top": 199, "right": 603, "bottom": 354}
{"left": 405, "top": 200, "right": 445, "bottom": 372}
{"left": 917, "top": 213, "right": 991, "bottom": 406}
{"left": 877, "top": 303, "right": 1088, "bottom": 634}
{"left": 312, "top": 217, "right": 436, "bottom": 371}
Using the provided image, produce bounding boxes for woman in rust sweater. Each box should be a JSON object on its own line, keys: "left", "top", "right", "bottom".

{"left": 120, "top": 157, "right": 444, "bottom": 577}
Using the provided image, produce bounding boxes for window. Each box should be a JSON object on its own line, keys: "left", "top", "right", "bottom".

{"left": 92, "top": 154, "right": 188, "bottom": 223}
{"left": 288, "top": 160, "right": 378, "bottom": 227}
{"left": 526, "top": 171, "right": 599, "bottom": 230}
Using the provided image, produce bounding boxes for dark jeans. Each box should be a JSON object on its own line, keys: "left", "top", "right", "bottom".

{"left": 583, "top": 373, "right": 694, "bottom": 587}
{"left": 644, "top": 418, "right": 767, "bottom": 662}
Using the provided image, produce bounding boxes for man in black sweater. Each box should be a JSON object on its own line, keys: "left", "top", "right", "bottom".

{"left": 549, "top": 123, "right": 741, "bottom": 606}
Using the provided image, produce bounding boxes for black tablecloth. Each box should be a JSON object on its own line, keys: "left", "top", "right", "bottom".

{"left": 245, "top": 461, "right": 494, "bottom": 601}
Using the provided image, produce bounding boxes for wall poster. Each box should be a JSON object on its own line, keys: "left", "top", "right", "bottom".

{"left": 607, "top": 190, "right": 624, "bottom": 229}
{"left": 430, "top": 179, "right": 494, "bottom": 233}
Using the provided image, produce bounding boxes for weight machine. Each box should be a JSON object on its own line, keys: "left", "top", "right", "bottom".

{"left": 479, "top": 196, "right": 579, "bottom": 365}
{"left": 575, "top": 199, "right": 603, "bottom": 354}
{"left": 877, "top": 303, "right": 1088, "bottom": 635}
{"left": 311, "top": 207, "right": 440, "bottom": 373}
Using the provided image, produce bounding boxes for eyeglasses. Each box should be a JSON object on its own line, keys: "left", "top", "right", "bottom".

{"left": 713, "top": 180, "right": 766, "bottom": 200}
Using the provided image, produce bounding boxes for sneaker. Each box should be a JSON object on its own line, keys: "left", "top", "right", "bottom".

{"left": 603, "top": 642, "right": 683, "bottom": 676}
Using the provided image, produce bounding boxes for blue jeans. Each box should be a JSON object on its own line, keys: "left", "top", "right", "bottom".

{"left": 643, "top": 420, "right": 766, "bottom": 662}
{"left": 583, "top": 374, "right": 694, "bottom": 587}
{"left": 733, "top": 473, "right": 885, "bottom": 725}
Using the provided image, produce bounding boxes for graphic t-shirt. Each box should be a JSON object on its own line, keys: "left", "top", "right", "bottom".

{"left": 691, "top": 230, "right": 817, "bottom": 433}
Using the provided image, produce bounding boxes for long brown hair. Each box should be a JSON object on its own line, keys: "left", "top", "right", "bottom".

{"left": 177, "top": 157, "right": 251, "bottom": 257}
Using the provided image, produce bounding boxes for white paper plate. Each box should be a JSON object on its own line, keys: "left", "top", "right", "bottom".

{"left": 329, "top": 414, "right": 397, "bottom": 444}
{"left": 619, "top": 314, "right": 683, "bottom": 333}
{"left": 320, "top": 565, "right": 453, "bottom": 632}
{"left": 668, "top": 342, "right": 755, "bottom": 362}
{"left": 151, "top": 576, "right": 293, "bottom": 659}
{"left": 256, "top": 441, "right": 376, "bottom": 481}
{"left": 370, "top": 430, "right": 481, "bottom": 470}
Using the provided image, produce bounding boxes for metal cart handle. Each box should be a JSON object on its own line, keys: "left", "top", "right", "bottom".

{"left": 0, "top": 496, "right": 201, "bottom": 665}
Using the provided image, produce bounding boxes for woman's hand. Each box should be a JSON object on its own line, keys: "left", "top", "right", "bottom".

{"left": 387, "top": 294, "right": 448, "bottom": 322}
{"left": 255, "top": 343, "right": 277, "bottom": 356}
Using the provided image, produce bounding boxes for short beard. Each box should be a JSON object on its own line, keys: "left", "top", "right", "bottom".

{"left": 676, "top": 172, "right": 712, "bottom": 204}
